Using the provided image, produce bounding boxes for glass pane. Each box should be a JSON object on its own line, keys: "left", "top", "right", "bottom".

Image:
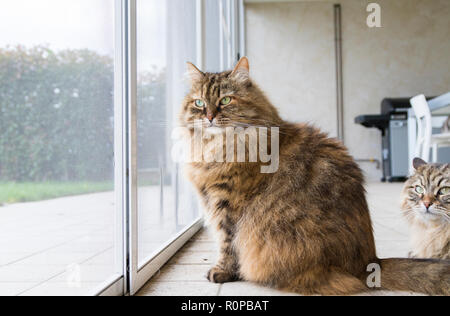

{"left": 205, "top": 0, "right": 221, "bottom": 72}
{"left": 137, "top": 0, "right": 199, "bottom": 266}
{"left": 0, "top": 0, "right": 121, "bottom": 295}
{"left": 220, "top": 0, "right": 232, "bottom": 70}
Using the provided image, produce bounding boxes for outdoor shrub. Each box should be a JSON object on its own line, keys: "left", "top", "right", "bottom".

{"left": 0, "top": 46, "right": 165, "bottom": 182}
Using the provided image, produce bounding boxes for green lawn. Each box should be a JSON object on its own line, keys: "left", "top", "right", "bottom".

{"left": 0, "top": 181, "right": 114, "bottom": 205}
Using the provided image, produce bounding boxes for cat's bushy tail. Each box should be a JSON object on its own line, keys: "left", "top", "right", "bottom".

{"left": 379, "top": 258, "right": 450, "bottom": 295}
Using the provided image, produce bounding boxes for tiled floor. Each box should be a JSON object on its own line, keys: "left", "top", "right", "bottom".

{"left": 0, "top": 182, "right": 420, "bottom": 296}
{"left": 0, "top": 186, "right": 186, "bottom": 296}
{"left": 138, "top": 182, "right": 419, "bottom": 296}
{"left": 0, "top": 191, "right": 119, "bottom": 296}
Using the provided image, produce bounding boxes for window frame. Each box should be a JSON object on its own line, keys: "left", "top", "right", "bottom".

{"left": 128, "top": 0, "right": 204, "bottom": 295}
{"left": 95, "top": 0, "right": 129, "bottom": 296}
{"left": 97, "top": 0, "right": 245, "bottom": 296}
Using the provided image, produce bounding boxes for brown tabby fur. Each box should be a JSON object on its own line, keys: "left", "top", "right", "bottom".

{"left": 180, "top": 58, "right": 450, "bottom": 295}
{"left": 401, "top": 158, "right": 450, "bottom": 259}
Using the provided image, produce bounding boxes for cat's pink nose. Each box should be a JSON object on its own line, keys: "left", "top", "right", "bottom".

{"left": 206, "top": 112, "right": 214, "bottom": 122}
{"left": 423, "top": 201, "right": 432, "bottom": 209}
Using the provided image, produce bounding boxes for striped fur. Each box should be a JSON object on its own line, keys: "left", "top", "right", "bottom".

{"left": 401, "top": 158, "right": 450, "bottom": 259}
{"left": 180, "top": 58, "right": 450, "bottom": 295}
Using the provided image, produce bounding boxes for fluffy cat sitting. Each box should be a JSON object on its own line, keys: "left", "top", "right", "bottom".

{"left": 180, "top": 57, "right": 449, "bottom": 295}
{"left": 402, "top": 158, "right": 450, "bottom": 259}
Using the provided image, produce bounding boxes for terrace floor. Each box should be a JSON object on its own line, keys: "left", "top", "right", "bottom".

{"left": 0, "top": 182, "right": 422, "bottom": 296}
{"left": 0, "top": 186, "right": 185, "bottom": 296}
{"left": 137, "top": 182, "right": 422, "bottom": 296}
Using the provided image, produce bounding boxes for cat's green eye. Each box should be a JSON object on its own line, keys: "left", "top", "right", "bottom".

{"left": 220, "top": 97, "right": 232, "bottom": 106}
{"left": 194, "top": 100, "right": 205, "bottom": 108}
{"left": 439, "top": 187, "right": 450, "bottom": 195}
{"left": 415, "top": 186, "right": 424, "bottom": 194}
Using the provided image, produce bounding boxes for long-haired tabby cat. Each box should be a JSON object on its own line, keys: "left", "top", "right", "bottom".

{"left": 180, "top": 57, "right": 449, "bottom": 295}
{"left": 402, "top": 158, "right": 450, "bottom": 260}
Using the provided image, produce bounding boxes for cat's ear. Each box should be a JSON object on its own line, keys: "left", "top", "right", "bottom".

{"left": 231, "top": 57, "right": 250, "bottom": 83}
{"left": 186, "top": 62, "right": 204, "bottom": 83}
{"left": 413, "top": 157, "right": 427, "bottom": 169}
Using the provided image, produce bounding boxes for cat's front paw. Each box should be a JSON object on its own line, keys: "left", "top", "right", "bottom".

{"left": 207, "top": 266, "right": 236, "bottom": 284}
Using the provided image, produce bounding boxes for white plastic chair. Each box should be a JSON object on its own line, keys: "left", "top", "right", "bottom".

{"left": 410, "top": 94, "right": 450, "bottom": 162}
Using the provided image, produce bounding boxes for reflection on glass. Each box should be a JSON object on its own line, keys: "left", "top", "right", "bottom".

{"left": 205, "top": 0, "right": 221, "bottom": 72}
{"left": 137, "top": 0, "right": 200, "bottom": 266}
{"left": 0, "top": 0, "right": 119, "bottom": 295}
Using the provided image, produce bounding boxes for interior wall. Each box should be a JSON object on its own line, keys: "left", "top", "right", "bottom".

{"left": 245, "top": 0, "right": 450, "bottom": 181}
{"left": 246, "top": 1, "right": 338, "bottom": 137}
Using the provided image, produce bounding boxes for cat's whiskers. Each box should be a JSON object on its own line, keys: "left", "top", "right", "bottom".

{"left": 431, "top": 210, "right": 450, "bottom": 222}
{"left": 403, "top": 209, "right": 417, "bottom": 222}
{"left": 228, "top": 121, "right": 292, "bottom": 136}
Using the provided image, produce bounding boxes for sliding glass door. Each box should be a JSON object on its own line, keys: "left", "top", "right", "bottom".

{"left": 0, "top": 0, "right": 123, "bottom": 296}
{"left": 136, "top": 0, "right": 200, "bottom": 267}
{"left": 0, "top": 0, "right": 243, "bottom": 296}
{"left": 128, "top": 0, "right": 203, "bottom": 294}
{"left": 124, "top": 0, "right": 244, "bottom": 294}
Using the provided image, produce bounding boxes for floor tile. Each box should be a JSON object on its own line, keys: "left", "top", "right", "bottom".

{"left": 182, "top": 241, "right": 217, "bottom": 253}
{"left": 138, "top": 281, "right": 220, "bottom": 296}
{"left": 219, "top": 282, "right": 299, "bottom": 296}
{"left": 151, "top": 265, "right": 211, "bottom": 282}
{"left": 20, "top": 282, "right": 100, "bottom": 296}
{"left": 0, "top": 283, "right": 36, "bottom": 296}
{"left": 169, "top": 250, "right": 217, "bottom": 265}
{"left": 0, "top": 264, "right": 66, "bottom": 282}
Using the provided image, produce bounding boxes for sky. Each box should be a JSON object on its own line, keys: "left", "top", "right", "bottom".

{"left": 0, "top": 0, "right": 167, "bottom": 70}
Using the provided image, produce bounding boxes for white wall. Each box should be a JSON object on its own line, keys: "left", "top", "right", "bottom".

{"left": 245, "top": 0, "right": 450, "bottom": 181}
{"left": 246, "top": 1, "right": 338, "bottom": 137}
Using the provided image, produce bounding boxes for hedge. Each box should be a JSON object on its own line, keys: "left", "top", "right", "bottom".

{"left": 0, "top": 46, "right": 165, "bottom": 182}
